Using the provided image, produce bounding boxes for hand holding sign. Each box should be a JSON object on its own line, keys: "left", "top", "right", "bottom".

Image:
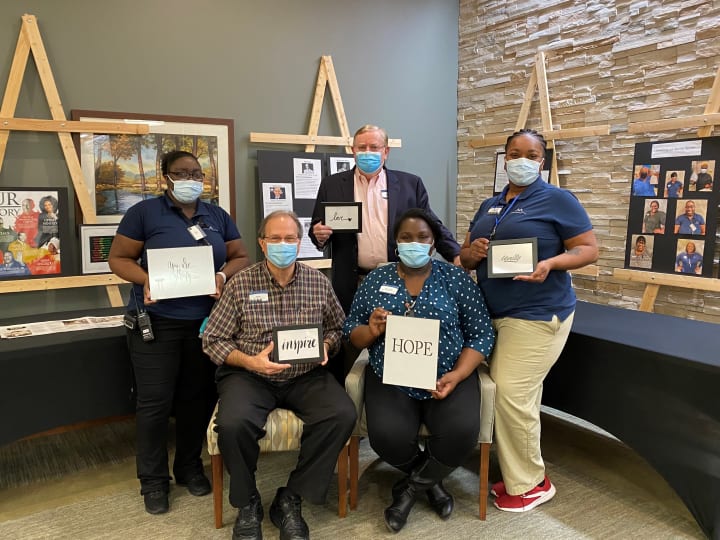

{"left": 246, "top": 342, "right": 291, "bottom": 375}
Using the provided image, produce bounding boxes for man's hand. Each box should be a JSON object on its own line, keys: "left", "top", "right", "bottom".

{"left": 312, "top": 222, "right": 333, "bottom": 246}
{"left": 246, "top": 342, "right": 291, "bottom": 375}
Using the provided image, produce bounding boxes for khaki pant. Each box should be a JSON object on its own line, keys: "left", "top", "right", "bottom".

{"left": 490, "top": 313, "right": 574, "bottom": 495}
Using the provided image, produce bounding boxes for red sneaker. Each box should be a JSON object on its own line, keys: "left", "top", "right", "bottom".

{"left": 490, "top": 480, "right": 505, "bottom": 498}
{"left": 493, "top": 477, "right": 556, "bottom": 512}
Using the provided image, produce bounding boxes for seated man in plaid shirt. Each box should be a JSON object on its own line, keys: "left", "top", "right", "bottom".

{"left": 203, "top": 210, "right": 356, "bottom": 540}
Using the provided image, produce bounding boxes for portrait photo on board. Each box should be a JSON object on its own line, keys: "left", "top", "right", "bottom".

{"left": 631, "top": 163, "right": 660, "bottom": 196}
{"left": 674, "top": 238, "right": 704, "bottom": 275}
{"left": 629, "top": 234, "right": 654, "bottom": 269}
{"left": 664, "top": 170, "right": 685, "bottom": 198}
{"left": 688, "top": 160, "right": 715, "bottom": 192}
{"left": 674, "top": 199, "right": 707, "bottom": 236}
{"left": 641, "top": 199, "right": 667, "bottom": 234}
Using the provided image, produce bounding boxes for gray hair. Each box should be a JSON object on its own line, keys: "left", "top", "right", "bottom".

{"left": 353, "top": 124, "right": 388, "bottom": 146}
{"left": 257, "top": 210, "right": 303, "bottom": 239}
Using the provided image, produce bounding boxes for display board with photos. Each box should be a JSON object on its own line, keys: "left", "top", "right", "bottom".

{"left": 624, "top": 137, "right": 719, "bottom": 277}
{"left": 0, "top": 188, "right": 74, "bottom": 279}
{"left": 256, "top": 150, "right": 355, "bottom": 261}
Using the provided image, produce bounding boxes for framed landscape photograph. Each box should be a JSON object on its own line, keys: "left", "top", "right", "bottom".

{"left": 71, "top": 110, "right": 235, "bottom": 224}
{"left": 0, "top": 188, "right": 72, "bottom": 279}
{"left": 79, "top": 224, "right": 118, "bottom": 274}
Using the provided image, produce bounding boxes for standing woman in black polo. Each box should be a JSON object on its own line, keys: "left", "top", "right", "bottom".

{"left": 108, "top": 150, "right": 250, "bottom": 514}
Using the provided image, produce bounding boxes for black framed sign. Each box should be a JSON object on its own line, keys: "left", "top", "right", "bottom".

{"left": 322, "top": 201, "right": 362, "bottom": 233}
{"left": 272, "top": 324, "right": 323, "bottom": 364}
{"left": 487, "top": 237, "right": 538, "bottom": 278}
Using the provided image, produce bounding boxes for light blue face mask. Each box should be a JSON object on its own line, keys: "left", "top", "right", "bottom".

{"left": 397, "top": 242, "right": 433, "bottom": 268}
{"left": 169, "top": 178, "right": 204, "bottom": 203}
{"left": 505, "top": 157, "right": 541, "bottom": 187}
{"left": 355, "top": 152, "right": 383, "bottom": 175}
{"left": 266, "top": 242, "right": 298, "bottom": 268}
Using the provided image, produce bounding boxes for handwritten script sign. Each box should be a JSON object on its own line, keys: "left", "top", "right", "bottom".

{"left": 146, "top": 245, "right": 216, "bottom": 300}
{"left": 383, "top": 314, "right": 439, "bottom": 389}
{"left": 487, "top": 237, "right": 538, "bottom": 278}
{"left": 322, "top": 202, "right": 362, "bottom": 232}
{"left": 273, "top": 324, "right": 323, "bottom": 364}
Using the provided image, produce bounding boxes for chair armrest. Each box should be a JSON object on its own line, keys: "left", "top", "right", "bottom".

{"left": 345, "top": 349, "right": 369, "bottom": 423}
{"left": 477, "top": 362, "right": 496, "bottom": 444}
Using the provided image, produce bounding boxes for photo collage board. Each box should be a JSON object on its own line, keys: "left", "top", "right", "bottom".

{"left": 625, "top": 137, "right": 719, "bottom": 277}
{"left": 256, "top": 150, "right": 355, "bottom": 261}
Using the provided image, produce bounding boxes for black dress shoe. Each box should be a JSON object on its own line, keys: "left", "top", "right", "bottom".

{"left": 143, "top": 490, "right": 169, "bottom": 514}
{"left": 384, "top": 477, "right": 417, "bottom": 533}
{"left": 177, "top": 472, "right": 212, "bottom": 496}
{"left": 233, "top": 493, "right": 264, "bottom": 540}
{"left": 269, "top": 487, "right": 309, "bottom": 540}
{"left": 426, "top": 481, "right": 454, "bottom": 519}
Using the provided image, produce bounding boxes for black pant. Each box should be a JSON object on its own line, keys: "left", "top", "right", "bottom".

{"left": 364, "top": 366, "right": 480, "bottom": 470}
{"left": 127, "top": 315, "right": 216, "bottom": 494}
{"left": 216, "top": 367, "right": 357, "bottom": 508}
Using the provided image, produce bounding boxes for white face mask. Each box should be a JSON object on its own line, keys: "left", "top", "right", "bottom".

{"left": 505, "top": 157, "right": 541, "bottom": 187}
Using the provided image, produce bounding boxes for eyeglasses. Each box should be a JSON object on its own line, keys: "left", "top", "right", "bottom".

{"left": 263, "top": 236, "right": 300, "bottom": 244}
{"left": 168, "top": 170, "right": 205, "bottom": 180}
{"left": 354, "top": 145, "right": 385, "bottom": 152}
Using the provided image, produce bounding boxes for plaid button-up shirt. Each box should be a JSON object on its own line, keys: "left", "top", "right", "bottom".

{"left": 203, "top": 261, "right": 345, "bottom": 382}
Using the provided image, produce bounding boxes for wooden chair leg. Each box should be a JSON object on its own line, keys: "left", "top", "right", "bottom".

{"left": 349, "top": 436, "right": 360, "bottom": 510}
{"left": 337, "top": 444, "right": 349, "bottom": 517}
{"left": 479, "top": 442, "right": 490, "bottom": 520}
{"left": 211, "top": 453, "right": 224, "bottom": 528}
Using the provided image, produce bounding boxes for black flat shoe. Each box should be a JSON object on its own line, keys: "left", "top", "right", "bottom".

{"left": 177, "top": 472, "right": 212, "bottom": 496}
{"left": 143, "top": 490, "right": 169, "bottom": 514}
{"left": 426, "top": 481, "right": 454, "bottom": 519}
{"left": 232, "top": 492, "right": 263, "bottom": 540}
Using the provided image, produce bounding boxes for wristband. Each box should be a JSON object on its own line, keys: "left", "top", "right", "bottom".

{"left": 216, "top": 271, "right": 227, "bottom": 284}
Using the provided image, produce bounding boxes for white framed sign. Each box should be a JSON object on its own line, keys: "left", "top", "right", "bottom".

{"left": 382, "top": 314, "right": 439, "bottom": 390}
{"left": 322, "top": 202, "right": 362, "bottom": 232}
{"left": 487, "top": 237, "right": 538, "bottom": 278}
{"left": 273, "top": 324, "right": 323, "bottom": 364}
{"left": 146, "top": 245, "right": 216, "bottom": 300}
{"left": 79, "top": 224, "right": 118, "bottom": 274}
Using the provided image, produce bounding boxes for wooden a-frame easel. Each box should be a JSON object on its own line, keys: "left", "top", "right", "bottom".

{"left": 0, "top": 14, "right": 149, "bottom": 306}
{"left": 613, "top": 65, "right": 720, "bottom": 312}
{"left": 250, "top": 56, "right": 402, "bottom": 151}
{"left": 468, "top": 51, "right": 602, "bottom": 277}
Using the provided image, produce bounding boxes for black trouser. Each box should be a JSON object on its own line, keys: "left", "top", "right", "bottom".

{"left": 364, "top": 366, "right": 480, "bottom": 470}
{"left": 127, "top": 315, "right": 216, "bottom": 494}
{"left": 216, "top": 367, "right": 357, "bottom": 508}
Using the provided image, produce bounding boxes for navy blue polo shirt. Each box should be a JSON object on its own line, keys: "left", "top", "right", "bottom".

{"left": 468, "top": 178, "right": 592, "bottom": 321}
{"left": 117, "top": 193, "right": 241, "bottom": 320}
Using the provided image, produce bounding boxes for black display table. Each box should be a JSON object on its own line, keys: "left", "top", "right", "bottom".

{"left": 0, "top": 308, "right": 134, "bottom": 446}
{"left": 544, "top": 301, "right": 720, "bottom": 540}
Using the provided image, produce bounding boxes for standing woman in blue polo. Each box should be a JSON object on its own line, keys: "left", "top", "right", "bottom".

{"left": 460, "top": 129, "right": 598, "bottom": 513}
{"left": 108, "top": 150, "right": 250, "bottom": 515}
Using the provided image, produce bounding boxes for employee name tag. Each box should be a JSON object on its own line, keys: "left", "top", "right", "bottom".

{"left": 379, "top": 284, "right": 398, "bottom": 295}
{"left": 249, "top": 290, "right": 269, "bottom": 302}
{"left": 381, "top": 189, "right": 388, "bottom": 199}
{"left": 187, "top": 224, "right": 207, "bottom": 241}
{"left": 690, "top": 223, "right": 697, "bottom": 232}
{"left": 488, "top": 207, "right": 503, "bottom": 215}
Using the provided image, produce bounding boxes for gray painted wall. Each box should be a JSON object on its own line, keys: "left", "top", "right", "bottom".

{"left": 0, "top": 0, "right": 458, "bottom": 317}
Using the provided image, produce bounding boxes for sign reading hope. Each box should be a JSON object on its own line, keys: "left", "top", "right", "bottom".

{"left": 383, "top": 314, "right": 440, "bottom": 390}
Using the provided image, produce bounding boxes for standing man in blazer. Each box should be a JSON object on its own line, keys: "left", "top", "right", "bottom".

{"left": 310, "top": 125, "right": 461, "bottom": 381}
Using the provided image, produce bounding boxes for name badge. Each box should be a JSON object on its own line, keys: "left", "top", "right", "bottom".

{"left": 379, "top": 284, "right": 399, "bottom": 295}
{"left": 187, "top": 224, "right": 207, "bottom": 241}
{"left": 249, "top": 290, "right": 269, "bottom": 302}
{"left": 381, "top": 189, "right": 388, "bottom": 199}
{"left": 690, "top": 223, "right": 697, "bottom": 232}
{"left": 488, "top": 207, "right": 503, "bottom": 215}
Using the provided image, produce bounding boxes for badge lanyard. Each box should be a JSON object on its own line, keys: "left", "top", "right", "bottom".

{"left": 489, "top": 196, "right": 519, "bottom": 241}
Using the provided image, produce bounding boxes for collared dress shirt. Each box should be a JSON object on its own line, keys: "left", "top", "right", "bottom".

{"left": 354, "top": 168, "right": 388, "bottom": 272}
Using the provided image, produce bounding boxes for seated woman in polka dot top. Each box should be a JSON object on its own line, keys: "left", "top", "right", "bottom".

{"left": 344, "top": 207, "right": 495, "bottom": 533}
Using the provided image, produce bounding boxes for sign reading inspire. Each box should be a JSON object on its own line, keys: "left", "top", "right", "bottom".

{"left": 382, "top": 314, "right": 440, "bottom": 390}
{"left": 273, "top": 324, "right": 323, "bottom": 364}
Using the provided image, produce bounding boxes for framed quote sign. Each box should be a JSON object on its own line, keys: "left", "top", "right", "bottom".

{"left": 273, "top": 324, "right": 323, "bottom": 364}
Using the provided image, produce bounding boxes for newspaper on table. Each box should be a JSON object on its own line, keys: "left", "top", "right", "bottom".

{"left": 0, "top": 315, "right": 124, "bottom": 339}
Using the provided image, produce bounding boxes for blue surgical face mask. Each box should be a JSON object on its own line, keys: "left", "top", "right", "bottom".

{"left": 266, "top": 242, "right": 297, "bottom": 268}
{"left": 505, "top": 157, "right": 541, "bottom": 187}
{"left": 168, "top": 177, "right": 204, "bottom": 203}
{"left": 397, "top": 242, "right": 433, "bottom": 268}
{"left": 355, "top": 152, "right": 383, "bottom": 175}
